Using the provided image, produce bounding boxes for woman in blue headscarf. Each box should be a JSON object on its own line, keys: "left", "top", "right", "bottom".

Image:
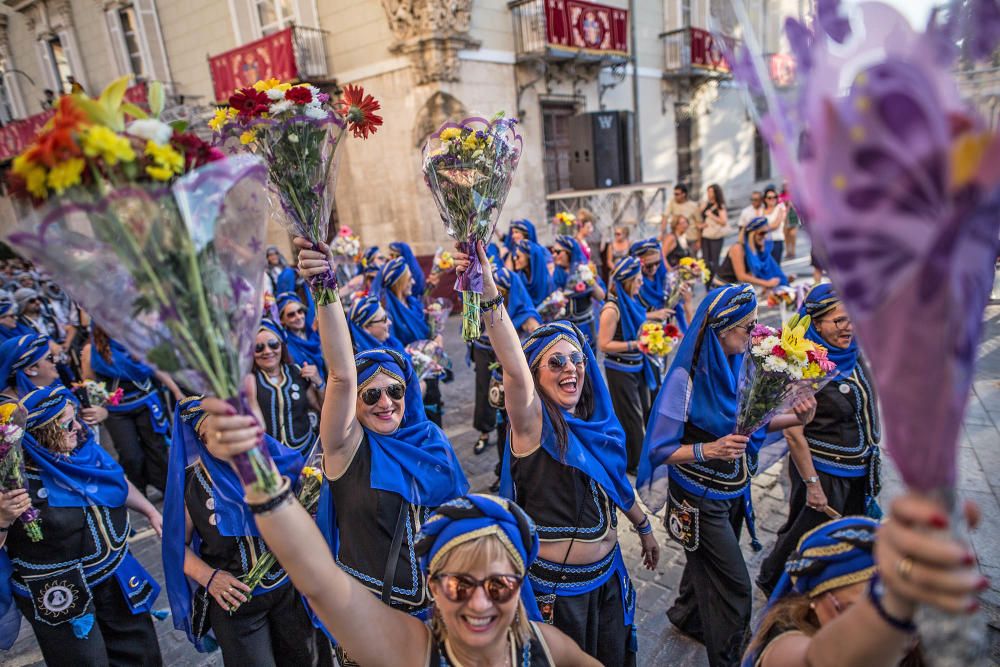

{"left": 0, "top": 385, "right": 163, "bottom": 662}
{"left": 746, "top": 504, "right": 983, "bottom": 667}
{"left": 388, "top": 242, "right": 427, "bottom": 297}
{"left": 161, "top": 396, "right": 322, "bottom": 664}
{"left": 512, "top": 239, "right": 556, "bottom": 308}
{"left": 457, "top": 242, "right": 658, "bottom": 666}
{"left": 0, "top": 301, "right": 33, "bottom": 342}
{"left": 598, "top": 256, "right": 657, "bottom": 475}
{"left": 347, "top": 295, "right": 405, "bottom": 355}
{"left": 637, "top": 283, "right": 816, "bottom": 667}
{"left": 715, "top": 217, "right": 788, "bottom": 292}
{"left": 377, "top": 256, "right": 431, "bottom": 346}
{"left": 756, "top": 284, "right": 882, "bottom": 596}
{"left": 502, "top": 218, "right": 538, "bottom": 260}
{"left": 277, "top": 292, "right": 327, "bottom": 378}
{"left": 551, "top": 236, "right": 605, "bottom": 348}
{"left": 628, "top": 238, "right": 691, "bottom": 333}
{"left": 265, "top": 245, "right": 289, "bottom": 294}
{"left": 82, "top": 326, "right": 182, "bottom": 496}
{"left": 252, "top": 320, "right": 322, "bottom": 457}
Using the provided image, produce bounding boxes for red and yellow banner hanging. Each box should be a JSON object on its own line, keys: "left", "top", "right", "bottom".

{"left": 208, "top": 28, "right": 297, "bottom": 103}
{"left": 689, "top": 27, "right": 731, "bottom": 73}
{"left": 545, "top": 0, "right": 629, "bottom": 57}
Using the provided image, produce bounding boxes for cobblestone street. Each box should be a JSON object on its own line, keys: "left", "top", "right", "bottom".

{"left": 5, "top": 252, "right": 1000, "bottom": 666}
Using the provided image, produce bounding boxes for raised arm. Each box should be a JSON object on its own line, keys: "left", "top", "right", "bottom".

{"left": 294, "top": 237, "right": 363, "bottom": 477}
{"left": 455, "top": 242, "right": 542, "bottom": 453}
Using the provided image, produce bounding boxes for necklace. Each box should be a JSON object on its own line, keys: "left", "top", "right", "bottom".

{"left": 441, "top": 629, "right": 519, "bottom": 667}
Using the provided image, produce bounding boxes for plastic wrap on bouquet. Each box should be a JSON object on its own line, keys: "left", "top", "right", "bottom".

{"left": 6, "top": 155, "right": 282, "bottom": 495}
{"left": 0, "top": 405, "right": 42, "bottom": 541}
{"left": 405, "top": 339, "right": 450, "bottom": 381}
{"left": 423, "top": 115, "right": 523, "bottom": 340}
{"left": 423, "top": 297, "right": 453, "bottom": 339}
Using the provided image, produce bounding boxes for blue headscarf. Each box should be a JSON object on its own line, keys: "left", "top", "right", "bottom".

{"left": 630, "top": 238, "right": 667, "bottom": 308}
{"left": 637, "top": 284, "right": 763, "bottom": 513}
{"left": 415, "top": 494, "right": 542, "bottom": 622}
{"left": 276, "top": 267, "right": 317, "bottom": 323}
{"left": 389, "top": 242, "right": 426, "bottom": 296}
{"left": 494, "top": 265, "right": 541, "bottom": 331}
{"left": 499, "top": 321, "right": 635, "bottom": 511}
{"left": 800, "top": 284, "right": 857, "bottom": 381}
{"left": 514, "top": 240, "right": 555, "bottom": 307}
{"left": 0, "top": 334, "right": 49, "bottom": 395}
{"left": 551, "top": 235, "right": 585, "bottom": 289}
{"left": 504, "top": 219, "right": 538, "bottom": 255}
{"left": 377, "top": 257, "right": 430, "bottom": 346}
{"left": 610, "top": 257, "right": 657, "bottom": 390}
{"left": 0, "top": 301, "right": 32, "bottom": 342}
{"left": 277, "top": 292, "right": 327, "bottom": 376}
{"left": 316, "top": 349, "right": 468, "bottom": 563}
{"left": 162, "top": 397, "right": 304, "bottom": 651}
{"left": 357, "top": 246, "right": 381, "bottom": 276}
{"left": 88, "top": 334, "right": 155, "bottom": 385}
{"left": 743, "top": 217, "right": 788, "bottom": 286}
{"left": 348, "top": 296, "right": 405, "bottom": 354}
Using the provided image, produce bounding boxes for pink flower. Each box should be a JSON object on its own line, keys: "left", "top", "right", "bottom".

{"left": 752, "top": 324, "right": 777, "bottom": 338}
{"left": 338, "top": 225, "right": 353, "bottom": 237}
{"left": 818, "top": 359, "right": 836, "bottom": 372}
{"left": 574, "top": 281, "right": 586, "bottom": 293}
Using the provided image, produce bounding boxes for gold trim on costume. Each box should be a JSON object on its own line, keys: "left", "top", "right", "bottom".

{"left": 428, "top": 524, "right": 525, "bottom": 577}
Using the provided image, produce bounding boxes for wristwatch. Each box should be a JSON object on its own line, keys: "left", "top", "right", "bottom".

{"left": 803, "top": 476, "right": 820, "bottom": 485}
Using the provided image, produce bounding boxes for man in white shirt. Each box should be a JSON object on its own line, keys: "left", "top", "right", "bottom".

{"left": 737, "top": 191, "right": 763, "bottom": 230}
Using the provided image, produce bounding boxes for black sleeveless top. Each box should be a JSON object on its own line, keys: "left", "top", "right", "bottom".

{"left": 328, "top": 435, "right": 431, "bottom": 610}
{"left": 804, "top": 361, "right": 880, "bottom": 477}
{"left": 665, "top": 235, "right": 691, "bottom": 267}
{"left": 255, "top": 364, "right": 317, "bottom": 454}
{"left": 427, "top": 623, "right": 554, "bottom": 666}
{"left": 510, "top": 445, "right": 617, "bottom": 542}
{"left": 184, "top": 462, "right": 287, "bottom": 592}
{"left": 715, "top": 249, "right": 739, "bottom": 284}
{"left": 673, "top": 422, "right": 753, "bottom": 497}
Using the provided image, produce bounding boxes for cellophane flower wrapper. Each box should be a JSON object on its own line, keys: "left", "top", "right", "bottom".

{"left": 664, "top": 270, "right": 684, "bottom": 309}
{"left": 330, "top": 226, "right": 361, "bottom": 287}
{"left": 422, "top": 115, "right": 523, "bottom": 340}
{"left": 71, "top": 380, "right": 123, "bottom": 407}
{"left": 405, "top": 339, "right": 451, "bottom": 381}
{"left": 7, "top": 154, "right": 283, "bottom": 496}
{"left": 423, "top": 297, "right": 453, "bottom": 339}
{"left": 537, "top": 290, "right": 568, "bottom": 323}
{"left": 0, "top": 405, "right": 42, "bottom": 541}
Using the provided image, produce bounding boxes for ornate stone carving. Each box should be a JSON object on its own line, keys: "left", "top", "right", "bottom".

{"left": 380, "top": 0, "right": 479, "bottom": 85}
{"left": 412, "top": 90, "right": 467, "bottom": 147}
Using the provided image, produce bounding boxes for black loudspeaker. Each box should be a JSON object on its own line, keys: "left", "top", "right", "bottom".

{"left": 569, "top": 111, "right": 634, "bottom": 190}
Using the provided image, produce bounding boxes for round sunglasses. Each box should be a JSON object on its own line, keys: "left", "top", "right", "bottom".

{"left": 545, "top": 351, "right": 586, "bottom": 372}
{"left": 254, "top": 340, "right": 281, "bottom": 354}
{"left": 432, "top": 573, "right": 523, "bottom": 604}
{"left": 359, "top": 383, "right": 405, "bottom": 405}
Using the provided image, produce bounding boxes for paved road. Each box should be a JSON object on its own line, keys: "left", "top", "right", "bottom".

{"left": 6, "top": 249, "right": 1000, "bottom": 665}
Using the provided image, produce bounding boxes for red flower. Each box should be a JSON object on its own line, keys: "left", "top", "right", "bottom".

{"left": 285, "top": 86, "right": 313, "bottom": 105}
{"left": 771, "top": 345, "right": 786, "bottom": 358}
{"left": 663, "top": 324, "right": 681, "bottom": 338}
{"left": 172, "top": 131, "right": 225, "bottom": 170}
{"left": 336, "top": 84, "right": 383, "bottom": 139}
{"left": 229, "top": 87, "right": 269, "bottom": 119}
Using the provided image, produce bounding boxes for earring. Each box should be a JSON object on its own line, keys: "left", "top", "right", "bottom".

{"left": 26, "top": 371, "right": 36, "bottom": 377}
{"left": 809, "top": 602, "right": 816, "bottom": 610}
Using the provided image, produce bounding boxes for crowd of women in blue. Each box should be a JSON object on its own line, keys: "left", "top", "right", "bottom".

{"left": 0, "top": 218, "right": 985, "bottom": 667}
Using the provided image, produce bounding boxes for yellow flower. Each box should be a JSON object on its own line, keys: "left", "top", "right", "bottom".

{"left": 0, "top": 403, "right": 16, "bottom": 423}
{"left": 301, "top": 466, "right": 323, "bottom": 480}
{"left": 462, "top": 134, "right": 481, "bottom": 152}
{"left": 253, "top": 78, "right": 291, "bottom": 92}
{"left": 25, "top": 166, "right": 49, "bottom": 199}
{"left": 779, "top": 314, "right": 812, "bottom": 362}
{"left": 439, "top": 127, "right": 461, "bottom": 142}
{"left": 208, "top": 107, "right": 231, "bottom": 132}
{"left": 82, "top": 125, "right": 136, "bottom": 165}
{"left": 144, "top": 139, "right": 184, "bottom": 181}
{"left": 802, "top": 362, "right": 823, "bottom": 380}
{"left": 47, "top": 158, "right": 85, "bottom": 194}
{"left": 239, "top": 130, "right": 257, "bottom": 145}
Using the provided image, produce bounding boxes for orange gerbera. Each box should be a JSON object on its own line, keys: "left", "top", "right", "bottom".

{"left": 25, "top": 96, "right": 88, "bottom": 168}
{"left": 336, "top": 85, "right": 382, "bottom": 139}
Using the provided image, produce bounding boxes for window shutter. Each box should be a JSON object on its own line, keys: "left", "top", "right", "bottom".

{"left": 133, "top": 0, "right": 171, "bottom": 82}
{"left": 105, "top": 9, "right": 131, "bottom": 76}
{"left": 58, "top": 29, "right": 88, "bottom": 92}
{"left": 35, "top": 40, "right": 59, "bottom": 92}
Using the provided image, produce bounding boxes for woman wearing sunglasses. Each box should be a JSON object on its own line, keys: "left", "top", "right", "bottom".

{"left": 456, "top": 242, "right": 658, "bottom": 665}
{"left": 278, "top": 292, "right": 327, "bottom": 379}
{"left": 512, "top": 238, "right": 556, "bottom": 309}
{"left": 551, "top": 236, "right": 605, "bottom": 349}
{"left": 714, "top": 217, "right": 788, "bottom": 296}
{"left": 636, "top": 283, "right": 816, "bottom": 667}
{"left": 252, "top": 320, "right": 322, "bottom": 457}
{"left": 0, "top": 385, "right": 164, "bottom": 664}
{"left": 629, "top": 238, "right": 691, "bottom": 332}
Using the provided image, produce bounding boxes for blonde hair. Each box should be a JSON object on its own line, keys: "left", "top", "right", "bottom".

{"left": 428, "top": 534, "right": 532, "bottom": 646}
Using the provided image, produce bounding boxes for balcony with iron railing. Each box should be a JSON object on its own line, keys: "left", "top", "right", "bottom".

{"left": 661, "top": 26, "right": 732, "bottom": 78}
{"left": 509, "top": 0, "right": 630, "bottom": 65}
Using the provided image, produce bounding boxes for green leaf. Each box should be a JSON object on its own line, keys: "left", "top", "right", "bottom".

{"left": 169, "top": 120, "right": 189, "bottom": 133}
{"left": 121, "top": 102, "right": 149, "bottom": 120}
{"left": 149, "top": 81, "right": 165, "bottom": 118}
{"left": 74, "top": 97, "right": 112, "bottom": 127}
{"left": 101, "top": 76, "right": 130, "bottom": 116}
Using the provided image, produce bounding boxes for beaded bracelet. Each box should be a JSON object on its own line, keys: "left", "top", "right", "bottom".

{"left": 481, "top": 293, "right": 504, "bottom": 313}
{"left": 693, "top": 442, "right": 706, "bottom": 463}
{"left": 633, "top": 516, "right": 653, "bottom": 536}
{"left": 867, "top": 574, "right": 917, "bottom": 633}
{"left": 248, "top": 476, "right": 294, "bottom": 515}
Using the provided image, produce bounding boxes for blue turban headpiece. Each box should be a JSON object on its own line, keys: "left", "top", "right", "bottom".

{"left": 377, "top": 258, "right": 429, "bottom": 345}
{"left": 347, "top": 296, "right": 404, "bottom": 354}
{"left": 513, "top": 239, "right": 555, "bottom": 307}
{"left": 389, "top": 242, "right": 426, "bottom": 296}
{"left": 0, "top": 334, "right": 50, "bottom": 395}
{"left": 258, "top": 318, "right": 285, "bottom": 343}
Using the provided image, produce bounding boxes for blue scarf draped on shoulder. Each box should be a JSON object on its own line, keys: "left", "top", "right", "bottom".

{"left": 486, "top": 242, "right": 503, "bottom": 267}
{"left": 499, "top": 321, "right": 635, "bottom": 512}
{"left": 743, "top": 217, "right": 788, "bottom": 286}
{"left": 347, "top": 296, "right": 406, "bottom": 354}
{"left": 277, "top": 292, "right": 327, "bottom": 377}
{"left": 609, "top": 257, "right": 658, "bottom": 390}
{"left": 495, "top": 266, "right": 541, "bottom": 331}
{"left": 162, "top": 396, "right": 303, "bottom": 651}
{"left": 637, "top": 284, "right": 765, "bottom": 513}
{"left": 800, "top": 283, "right": 857, "bottom": 380}
{"left": 389, "top": 242, "right": 426, "bottom": 296}
{"left": 375, "top": 257, "right": 430, "bottom": 346}
{"left": 0, "top": 334, "right": 49, "bottom": 395}
{"left": 629, "top": 238, "right": 689, "bottom": 334}
{"left": 514, "top": 239, "right": 555, "bottom": 307}
{"left": 315, "top": 349, "right": 468, "bottom": 567}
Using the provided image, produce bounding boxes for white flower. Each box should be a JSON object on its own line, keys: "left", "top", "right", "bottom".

{"left": 266, "top": 88, "right": 285, "bottom": 101}
{"left": 288, "top": 133, "right": 299, "bottom": 143}
{"left": 269, "top": 100, "right": 293, "bottom": 116}
{"left": 126, "top": 119, "right": 173, "bottom": 145}
{"left": 304, "top": 104, "right": 329, "bottom": 120}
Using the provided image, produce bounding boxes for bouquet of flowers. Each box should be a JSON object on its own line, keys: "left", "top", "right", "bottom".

{"left": 637, "top": 321, "right": 682, "bottom": 358}
{"left": 241, "top": 465, "right": 324, "bottom": 598}
{"left": 0, "top": 404, "right": 42, "bottom": 541}
{"left": 537, "top": 290, "right": 568, "bottom": 322}
{"left": 570, "top": 262, "right": 598, "bottom": 294}
{"left": 405, "top": 339, "right": 451, "bottom": 381}
{"left": 423, "top": 298, "right": 452, "bottom": 339}
{"left": 766, "top": 285, "right": 796, "bottom": 308}
{"left": 71, "top": 380, "right": 124, "bottom": 407}
{"left": 212, "top": 79, "right": 382, "bottom": 305}
{"left": 553, "top": 211, "right": 576, "bottom": 235}
{"left": 423, "top": 114, "right": 523, "bottom": 340}
{"left": 330, "top": 226, "right": 361, "bottom": 286}
{"left": 735, "top": 316, "right": 837, "bottom": 436}
{"left": 677, "top": 257, "right": 709, "bottom": 284}
{"left": 427, "top": 246, "right": 456, "bottom": 293}
{"left": 5, "top": 77, "right": 282, "bottom": 496}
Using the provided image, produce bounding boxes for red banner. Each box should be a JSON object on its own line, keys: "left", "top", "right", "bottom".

{"left": 689, "top": 27, "right": 731, "bottom": 73}
{"left": 208, "top": 28, "right": 298, "bottom": 104}
{"left": 769, "top": 53, "right": 796, "bottom": 87}
{"left": 545, "top": 0, "right": 629, "bottom": 56}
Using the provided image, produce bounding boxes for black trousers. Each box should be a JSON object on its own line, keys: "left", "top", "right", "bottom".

{"left": 15, "top": 575, "right": 162, "bottom": 667}
{"left": 103, "top": 407, "right": 168, "bottom": 494}
{"left": 208, "top": 582, "right": 322, "bottom": 667}
{"left": 770, "top": 240, "right": 785, "bottom": 264}
{"left": 702, "top": 237, "right": 725, "bottom": 274}
{"left": 472, "top": 345, "right": 498, "bottom": 435}
{"left": 422, "top": 378, "right": 444, "bottom": 427}
{"left": 757, "top": 466, "right": 868, "bottom": 596}
{"left": 605, "top": 368, "right": 650, "bottom": 473}
{"left": 545, "top": 574, "right": 635, "bottom": 667}
{"left": 666, "top": 487, "right": 751, "bottom": 667}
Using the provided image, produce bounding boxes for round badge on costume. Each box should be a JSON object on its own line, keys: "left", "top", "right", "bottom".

{"left": 839, "top": 383, "right": 851, "bottom": 394}
{"left": 208, "top": 513, "right": 218, "bottom": 526}
{"left": 37, "top": 487, "right": 48, "bottom": 499}
{"left": 42, "top": 585, "right": 74, "bottom": 614}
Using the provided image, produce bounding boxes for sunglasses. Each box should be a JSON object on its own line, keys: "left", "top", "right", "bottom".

{"left": 765, "top": 194, "right": 778, "bottom": 200}
{"left": 545, "top": 351, "right": 586, "bottom": 372}
{"left": 58, "top": 417, "right": 77, "bottom": 432}
{"left": 359, "top": 383, "right": 405, "bottom": 405}
{"left": 369, "top": 316, "right": 388, "bottom": 325}
{"left": 44, "top": 353, "right": 55, "bottom": 363}
{"left": 255, "top": 340, "right": 281, "bottom": 354}
{"left": 285, "top": 308, "right": 306, "bottom": 318}
{"left": 432, "top": 573, "right": 523, "bottom": 604}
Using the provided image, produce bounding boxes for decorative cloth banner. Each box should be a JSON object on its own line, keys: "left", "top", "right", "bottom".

{"left": 689, "top": 27, "right": 731, "bottom": 73}
{"left": 545, "top": 0, "right": 629, "bottom": 56}
{"left": 208, "top": 27, "right": 297, "bottom": 103}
